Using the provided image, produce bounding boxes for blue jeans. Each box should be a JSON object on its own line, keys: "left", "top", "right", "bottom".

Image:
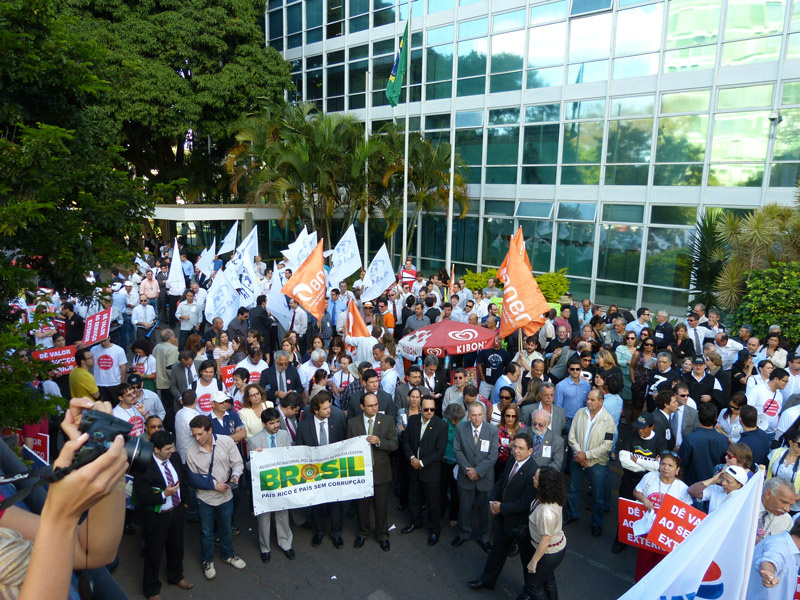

{"left": 198, "top": 498, "right": 234, "bottom": 562}
{"left": 185, "top": 485, "right": 199, "bottom": 520}
{"left": 122, "top": 313, "right": 133, "bottom": 349}
{"left": 567, "top": 462, "right": 607, "bottom": 528}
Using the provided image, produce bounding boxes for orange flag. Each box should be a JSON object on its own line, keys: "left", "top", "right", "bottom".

{"left": 280, "top": 240, "right": 327, "bottom": 321}
{"left": 498, "top": 232, "right": 551, "bottom": 339}
{"left": 345, "top": 299, "right": 371, "bottom": 355}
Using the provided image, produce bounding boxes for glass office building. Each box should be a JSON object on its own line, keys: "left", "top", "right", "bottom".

{"left": 265, "top": 0, "right": 800, "bottom": 314}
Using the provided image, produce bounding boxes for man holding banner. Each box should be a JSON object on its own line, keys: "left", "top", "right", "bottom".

{"left": 295, "top": 392, "right": 348, "bottom": 549}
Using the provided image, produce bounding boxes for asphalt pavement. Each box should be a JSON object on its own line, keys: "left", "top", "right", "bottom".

{"left": 113, "top": 467, "right": 635, "bottom": 600}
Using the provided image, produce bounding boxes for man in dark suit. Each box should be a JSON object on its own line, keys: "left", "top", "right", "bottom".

{"left": 469, "top": 433, "right": 538, "bottom": 591}
{"left": 132, "top": 430, "right": 194, "bottom": 600}
{"left": 249, "top": 295, "right": 274, "bottom": 359}
{"left": 347, "top": 392, "right": 399, "bottom": 551}
{"left": 453, "top": 401, "right": 499, "bottom": 551}
{"left": 394, "top": 365, "right": 431, "bottom": 410}
{"left": 168, "top": 350, "right": 197, "bottom": 408}
{"left": 422, "top": 355, "right": 448, "bottom": 414}
{"left": 651, "top": 389, "right": 679, "bottom": 451}
{"left": 295, "top": 392, "right": 347, "bottom": 548}
{"left": 260, "top": 350, "right": 304, "bottom": 404}
{"left": 401, "top": 395, "right": 448, "bottom": 545}
{"left": 530, "top": 409, "right": 565, "bottom": 472}
{"left": 350, "top": 369, "right": 398, "bottom": 420}
{"left": 673, "top": 383, "right": 699, "bottom": 450}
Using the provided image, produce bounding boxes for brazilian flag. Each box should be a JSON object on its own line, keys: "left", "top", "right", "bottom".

{"left": 385, "top": 23, "right": 409, "bottom": 107}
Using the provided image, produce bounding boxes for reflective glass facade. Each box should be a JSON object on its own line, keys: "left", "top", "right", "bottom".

{"left": 268, "top": 0, "right": 799, "bottom": 312}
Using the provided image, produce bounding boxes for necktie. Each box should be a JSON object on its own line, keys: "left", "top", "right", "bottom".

{"left": 534, "top": 435, "right": 542, "bottom": 456}
{"left": 669, "top": 412, "right": 677, "bottom": 428}
{"left": 270, "top": 434, "right": 276, "bottom": 448}
{"left": 162, "top": 460, "right": 179, "bottom": 503}
{"left": 508, "top": 461, "right": 520, "bottom": 481}
{"left": 319, "top": 421, "right": 328, "bottom": 445}
{"left": 186, "top": 367, "right": 192, "bottom": 389}
{"left": 473, "top": 430, "right": 479, "bottom": 447}
{"left": 693, "top": 328, "right": 701, "bottom": 353}
{"left": 279, "top": 370, "right": 286, "bottom": 392}
{"left": 290, "top": 311, "right": 296, "bottom": 331}
{"left": 392, "top": 302, "right": 397, "bottom": 320}
{"left": 368, "top": 417, "right": 374, "bottom": 435}
{"left": 285, "top": 416, "right": 296, "bottom": 441}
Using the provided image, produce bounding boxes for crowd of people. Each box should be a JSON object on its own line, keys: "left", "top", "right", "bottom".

{"left": 8, "top": 234, "right": 800, "bottom": 599}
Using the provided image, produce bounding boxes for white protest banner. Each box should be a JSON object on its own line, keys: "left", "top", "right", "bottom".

{"left": 238, "top": 252, "right": 259, "bottom": 309}
{"left": 82, "top": 308, "right": 112, "bottom": 346}
{"left": 249, "top": 436, "right": 373, "bottom": 514}
{"left": 327, "top": 223, "right": 361, "bottom": 288}
{"left": 619, "top": 473, "right": 762, "bottom": 600}
{"left": 165, "top": 238, "right": 186, "bottom": 296}
{"left": 218, "top": 221, "right": 238, "bottom": 255}
{"left": 361, "top": 244, "right": 395, "bottom": 303}
{"left": 236, "top": 224, "right": 259, "bottom": 261}
{"left": 266, "top": 260, "right": 293, "bottom": 329}
{"left": 196, "top": 237, "right": 216, "bottom": 277}
{"left": 204, "top": 269, "right": 240, "bottom": 329}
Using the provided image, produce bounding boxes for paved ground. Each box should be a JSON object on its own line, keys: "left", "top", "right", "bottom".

{"left": 113, "top": 469, "right": 635, "bottom": 600}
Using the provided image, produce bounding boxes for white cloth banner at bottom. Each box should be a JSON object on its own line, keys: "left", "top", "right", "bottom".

{"left": 249, "top": 436, "right": 374, "bottom": 515}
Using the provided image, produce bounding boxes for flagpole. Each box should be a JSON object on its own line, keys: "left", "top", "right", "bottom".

{"left": 401, "top": 2, "right": 412, "bottom": 265}
{"left": 445, "top": 120, "right": 455, "bottom": 273}
{"left": 365, "top": 68, "right": 372, "bottom": 267}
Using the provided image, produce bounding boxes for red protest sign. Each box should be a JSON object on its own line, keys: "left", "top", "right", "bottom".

{"left": 82, "top": 308, "right": 112, "bottom": 346}
{"left": 54, "top": 319, "right": 66, "bottom": 335}
{"left": 14, "top": 430, "right": 49, "bottom": 464}
{"left": 221, "top": 365, "right": 236, "bottom": 388}
{"left": 33, "top": 345, "right": 76, "bottom": 376}
{"left": 646, "top": 495, "right": 706, "bottom": 553}
{"left": 617, "top": 498, "right": 668, "bottom": 555}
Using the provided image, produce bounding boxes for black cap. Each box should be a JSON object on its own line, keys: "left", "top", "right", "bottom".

{"left": 127, "top": 373, "right": 143, "bottom": 385}
{"left": 632, "top": 413, "right": 654, "bottom": 429}
{"left": 692, "top": 355, "right": 706, "bottom": 365}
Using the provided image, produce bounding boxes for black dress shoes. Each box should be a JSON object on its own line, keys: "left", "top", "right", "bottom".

{"left": 260, "top": 552, "right": 270, "bottom": 563}
{"left": 401, "top": 523, "right": 417, "bottom": 534}
{"left": 283, "top": 548, "right": 296, "bottom": 560}
{"left": 428, "top": 533, "right": 439, "bottom": 546}
{"left": 611, "top": 540, "right": 626, "bottom": 554}
{"left": 331, "top": 534, "right": 344, "bottom": 549}
{"left": 354, "top": 536, "right": 366, "bottom": 548}
{"left": 467, "top": 580, "right": 494, "bottom": 591}
{"left": 477, "top": 539, "right": 492, "bottom": 553}
{"left": 311, "top": 533, "right": 324, "bottom": 547}
{"left": 380, "top": 540, "right": 390, "bottom": 552}
{"left": 508, "top": 541, "right": 519, "bottom": 556}
{"left": 451, "top": 535, "right": 467, "bottom": 547}
{"left": 591, "top": 526, "right": 602, "bottom": 537}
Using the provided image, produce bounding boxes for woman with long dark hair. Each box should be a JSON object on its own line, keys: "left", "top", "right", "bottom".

{"left": 522, "top": 466, "right": 567, "bottom": 600}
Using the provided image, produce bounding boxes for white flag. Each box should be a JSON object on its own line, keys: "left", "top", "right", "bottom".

{"left": 361, "top": 244, "right": 395, "bottom": 303}
{"left": 281, "top": 226, "right": 307, "bottom": 269}
{"left": 204, "top": 269, "right": 240, "bottom": 329}
{"left": 266, "top": 260, "right": 293, "bottom": 329}
{"left": 165, "top": 239, "right": 186, "bottom": 296}
{"left": 620, "top": 473, "right": 762, "bottom": 600}
{"left": 327, "top": 224, "right": 361, "bottom": 289}
{"left": 236, "top": 225, "right": 259, "bottom": 261}
{"left": 195, "top": 237, "right": 216, "bottom": 277}
{"left": 135, "top": 255, "right": 150, "bottom": 275}
{"left": 218, "top": 221, "right": 239, "bottom": 255}
{"left": 238, "top": 252, "right": 259, "bottom": 309}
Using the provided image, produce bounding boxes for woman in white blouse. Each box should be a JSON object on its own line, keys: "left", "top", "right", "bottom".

{"left": 523, "top": 466, "right": 567, "bottom": 599}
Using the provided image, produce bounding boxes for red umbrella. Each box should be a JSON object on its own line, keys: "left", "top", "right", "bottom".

{"left": 398, "top": 321, "right": 497, "bottom": 358}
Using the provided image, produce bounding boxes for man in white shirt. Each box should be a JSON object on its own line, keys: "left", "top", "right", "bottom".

{"left": 472, "top": 289, "right": 489, "bottom": 320}
{"left": 236, "top": 346, "right": 269, "bottom": 386}
{"left": 442, "top": 368, "right": 468, "bottom": 412}
{"left": 129, "top": 374, "right": 166, "bottom": 420}
{"left": 298, "top": 349, "right": 330, "bottom": 392}
{"left": 91, "top": 337, "right": 128, "bottom": 404}
{"left": 175, "top": 290, "right": 201, "bottom": 348}
{"left": 747, "top": 368, "right": 789, "bottom": 436}
{"left": 686, "top": 312, "right": 715, "bottom": 356}
{"left": 132, "top": 294, "right": 157, "bottom": 342}
{"left": 288, "top": 299, "right": 308, "bottom": 338}
{"left": 450, "top": 295, "right": 468, "bottom": 323}
{"left": 781, "top": 353, "right": 800, "bottom": 405}
{"left": 379, "top": 357, "right": 399, "bottom": 398}
{"left": 190, "top": 281, "right": 207, "bottom": 319}
{"left": 715, "top": 332, "right": 743, "bottom": 371}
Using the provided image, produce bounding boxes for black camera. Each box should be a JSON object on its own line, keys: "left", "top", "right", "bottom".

{"left": 76, "top": 410, "right": 153, "bottom": 473}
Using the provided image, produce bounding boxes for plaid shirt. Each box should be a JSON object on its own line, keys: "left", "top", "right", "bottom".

{"left": 338, "top": 379, "right": 364, "bottom": 412}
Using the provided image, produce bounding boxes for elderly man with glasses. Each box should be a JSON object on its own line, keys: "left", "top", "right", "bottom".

{"left": 443, "top": 368, "right": 469, "bottom": 412}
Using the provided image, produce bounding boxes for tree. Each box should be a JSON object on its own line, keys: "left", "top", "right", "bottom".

{"left": 689, "top": 209, "right": 724, "bottom": 312}
{"left": 1, "top": 0, "right": 155, "bottom": 427}
{"left": 67, "top": 0, "right": 292, "bottom": 203}
{"left": 733, "top": 263, "right": 800, "bottom": 345}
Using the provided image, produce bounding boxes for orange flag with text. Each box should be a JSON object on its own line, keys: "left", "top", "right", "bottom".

{"left": 280, "top": 240, "right": 327, "bottom": 321}
{"left": 498, "top": 227, "right": 551, "bottom": 338}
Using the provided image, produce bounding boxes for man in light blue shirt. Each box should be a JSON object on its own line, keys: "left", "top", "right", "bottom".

{"left": 625, "top": 307, "right": 652, "bottom": 337}
{"left": 746, "top": 524, "right": 800, "bottom": 600}
{"left": 491, "top": 363, "right": 521, "bottom": 404}
{"left": 554, "top": 361, "right": 591, "bottom": 430}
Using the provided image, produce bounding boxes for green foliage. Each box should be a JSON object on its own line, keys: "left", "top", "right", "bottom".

{"left": 0, "top": 0, "right": 154, "bottom": 427}
{"left": 66, "top": 0, "right": 292, "bottom": 203}
{"left": 690, "top": 209, "right": 724, "bottom": 312}
{"left": 462, "top": 268, "right": 499, "bottom": 293}
{"left": 733, "top": 263, "right": 800, "bottom": 345}
{"left": 535, "top": 269, "right": 569, "bottom": 303}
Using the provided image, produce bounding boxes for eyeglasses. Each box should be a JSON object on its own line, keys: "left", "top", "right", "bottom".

{"left": 504, "top": 413, "right": 517, "bottom": 419}
{"left": 660, "top": 450, "right": 679, "bottom": 459}
{"left": 500, "top": 395, "right": 513, "bottom": 400}
{"left": 728, "top": 405, "right": 740, "bottom": 411}
{"left": 454, "top": 375, "right": 464, "bottom": 380}
{"left": 568, "top": 367, "right": 581, "bottom": 371}
{"left": 725, "top": 451, "right": 736, "bottom": 459}
{"left": 643, "top": 343, "right": 655, "bottom": 347}
{"left": 678, "top": 393, "right": 689, "bottom": 397}
{"left": 422, "top": 408, "right": 435, "bottom": 413}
